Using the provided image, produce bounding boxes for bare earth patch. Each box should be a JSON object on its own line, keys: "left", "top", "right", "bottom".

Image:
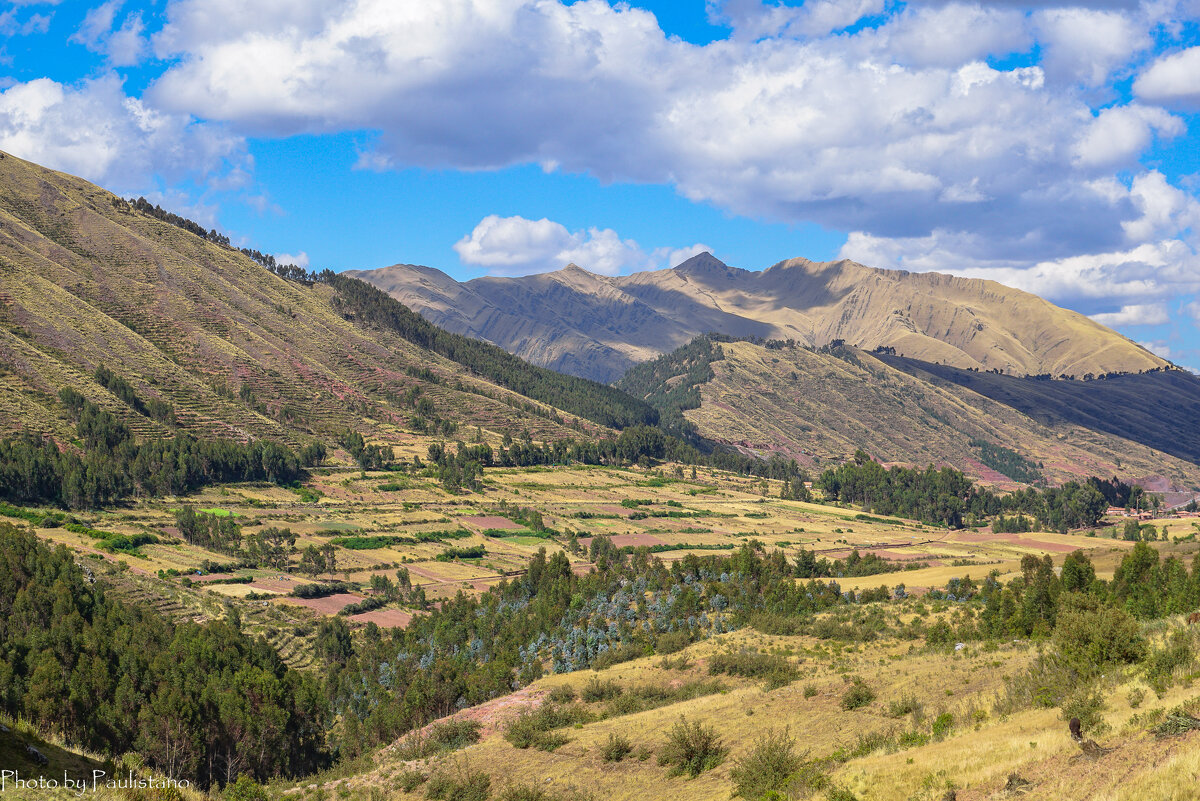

{"left": 281, "top": 593, "right": 365, "bottom": 614}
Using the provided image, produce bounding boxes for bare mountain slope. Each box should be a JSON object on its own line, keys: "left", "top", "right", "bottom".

{"left": 617, "top": 336, "right": 1200, "bottom": 489}
{"left": 352, "top": 253, "right": 1165, "bottom": 383}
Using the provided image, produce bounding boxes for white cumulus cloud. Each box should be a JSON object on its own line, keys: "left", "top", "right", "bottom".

{"left": 137, "top": 0, "right": 1194, "bottom": 302}
{"left": 1090, "top": 303, "right": 1170, "bottom": 326}
{"left": 453, "top": 214, "right": 710, "bottom": 277}
{"left": 1134, "top": 46, "right": 1200, "bottom": 110}
{"left": 0, "top": 74, "right": 246, "bottom": 194}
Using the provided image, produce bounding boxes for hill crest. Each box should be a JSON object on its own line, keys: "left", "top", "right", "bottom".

{"left": 352, "top": 255, "right": 1165, "bottom": 383}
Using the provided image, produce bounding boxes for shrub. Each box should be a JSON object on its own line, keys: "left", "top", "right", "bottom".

{"left": 1053, "top": 593, "right": 1146, "bottom": 677}
{"left": 657, "top": 717, "right": 727, "bottom": 778}
{"left": 931, "top": 712, "right": 954, "bottom": 740}
{"left": 581, "top": 677, "right": 623, "bottom": 702}
{"left": 602, "top": 679, "right": 725, "bottom": 718}
{"left": 708, "top": 650, "right": 794, "bottom": 680}
{"left": 499, "top": 785, "right": 596, "bottom": 801}
{"left": 535, "top": 732, "right": 571, "bottom": 752}
{"left": 1146, "top": 630, "right": 1196, "bottom": 692}
{"left": 428, "top": 719, "right": 482, "bottom": 751}
{"left": 886, "top": 695, "right": 922, "bottom": 719}
{"left": 994, "top": 650, "right": 1081, "bottom": 715}
{"left": 655, "top": 631, "right": 693, "bottom": 654}
{"left": 591, "top": 642, "right": 645, "bottom": 670}
{"left": 547, "top": 685, "right": 577, "bottom": 704}
{"left": 425, "top": 765, "right": 490, "bottom": 801}
{"left": 224, "top": 775, "right": 268, "bottom": 801}
{"left": 600, "top": 732, "right": 633, "bottom": 762}
{"left": 839, "top": 677, "right": 875, "bottom": 711}
{"left": 730, "top": 728, "right": 802, "bottom": 799}
{"left": 803, "top": 684, "right": 818, "bottom": 699}
{"left": 499, "top": 786, "right": 550, "bottom": 801}
{"left": 659, "top": 654, "right": 693, "bottom": 671}
{"left": 1060, "top": 685, "right": 1110, "bottom": 738}
{"left": 399, "top": 771, "right": 427, "bottom": 792}
{"left": 504, "top": 704, "right": 593, "bottom": 749}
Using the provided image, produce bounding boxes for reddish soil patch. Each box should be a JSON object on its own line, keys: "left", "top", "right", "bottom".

{"left": 596, "top": 504, "right": 631, "bottom": 515}
{"left": 248, "top": 577, "right": 300, "bottom": 593}
{"left": 189, "top": 572, "right": 237, "bottom": 582}
{"left": 581, "top": 533, "right": 666, "bottom": 548}
{"left": 960, "top": 456, "right": 1017, "bottom": 486}
{"left": 391, "top": 687, "right": 549, "bottom": 747}
{"left": 461, "top": 516, "right": 521, "bottom": 529}
{"left": 283, "top": 593, "right": 364, "bottom": 614}
{"left": 350, "top": 608, "right": 413, "bottom": 628}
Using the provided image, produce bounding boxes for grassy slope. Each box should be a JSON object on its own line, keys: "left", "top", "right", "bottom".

{"left": 670, "top": 340, "right": 1200, "bottom": 488}
{"left": 0, "top": 152, "right": 601, "bottom": 446}
{"left": 287, "top": 614, "right": 1200, "bottom": 801}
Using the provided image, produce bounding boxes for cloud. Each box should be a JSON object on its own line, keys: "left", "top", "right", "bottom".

{"left": 0, "top": 9, "right": 52, "bottom": 36}
{"left": 453, "top": 214, "right": 710, "bottom": 276}
{"left": 1031, "top": 7, "right": 1150, "bottom": 86}
{"left": 1090, "top": 303, "right": 1170, "bottom": 326}
{"left": 142, "top": 2, "right": 1189, "bottom": 279}
{"left": 0, "top": 74, "right": 247, "bottom": 194}
{"left": 706, "top": 0, "right": 886, "bottom": 40}
{"left": 840, "top": 230, "right": 1200, "bottom": 302}
{"left": 274, "top": 251, "right": 309, "bottom": 269}
{"left": 70, "top": 0, "right": 148, "bottom": 67}
{"left": 1134, "top": 46, "right": 1200, "bottom": 110}
{"left": 1138, "top": 340, "right": 1173, "bottom": 359}
{"left": 1071, "top": 105, "right": 1181, "bottom": 168}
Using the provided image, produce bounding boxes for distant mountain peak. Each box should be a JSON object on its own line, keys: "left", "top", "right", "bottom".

{"left": 673, "top": 252, "right": 735, "bottom": 277}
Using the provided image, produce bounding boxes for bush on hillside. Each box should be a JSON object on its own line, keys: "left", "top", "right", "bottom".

{"left": 657, "top": 717, "right": 727, "bottom": 778}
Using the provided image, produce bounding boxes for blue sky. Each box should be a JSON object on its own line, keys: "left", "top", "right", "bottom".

{"left": 2, "top": 0, "right": 1199, "bottom": 367}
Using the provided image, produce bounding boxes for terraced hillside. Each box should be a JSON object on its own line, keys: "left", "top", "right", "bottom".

{"left": 352, "top": 253, "right": 1166, "bottom": 383}
{"left": 0, "top": 151, "right": 636, "bottom": 447}
{"left": 619, "top": 337, "right": 1200, "bottom": 489}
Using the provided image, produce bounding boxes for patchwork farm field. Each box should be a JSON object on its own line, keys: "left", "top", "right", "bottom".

{"left": 14, "top": 461, "right": 1183, "bottom": 654}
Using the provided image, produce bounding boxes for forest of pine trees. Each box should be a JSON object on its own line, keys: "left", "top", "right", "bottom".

{"left": 0, "top": 390, "right": 304, "bottom": 509}
{"left": 814, "top": 451, "right": 1112, "bottom": 531}
{"left": 0, "top": 522, "right": 329, "bottom": 788}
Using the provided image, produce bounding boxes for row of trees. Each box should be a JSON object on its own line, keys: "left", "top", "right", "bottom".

{"left": 793, "top": 547, "right": 920, "bottom": 578}
{"left": 927, "top": 544, "right": 1200, "bottom": 646}
{"left": 318, "top": 539, "right": 862, "bottom": 756}
{"left": 0, "top": 390, "right": 306, "bottom": 509}
{"left": 815, "top": 451, "right": 1114, "bottom": 531}
{"left": 174, "top": 509, "right": 298, "bottom": 570}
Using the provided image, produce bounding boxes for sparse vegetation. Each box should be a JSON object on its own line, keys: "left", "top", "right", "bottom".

{"left": 840, "top": 677, "right": 876, "bottom": 710}
{"left": 657, "top": 717, "right": 728, "bottom": 778}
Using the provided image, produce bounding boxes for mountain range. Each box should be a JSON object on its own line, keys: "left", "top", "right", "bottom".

{"left": 2, "top": 148, "right": 1198, "bottom": 491}
{"left": 351, "top": 253, "right": 1166, "bottom": 384}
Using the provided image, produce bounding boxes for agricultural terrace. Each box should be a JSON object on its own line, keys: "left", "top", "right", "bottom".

{"left": 7, "top": 460, "right": 1182, "bottom": 665}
